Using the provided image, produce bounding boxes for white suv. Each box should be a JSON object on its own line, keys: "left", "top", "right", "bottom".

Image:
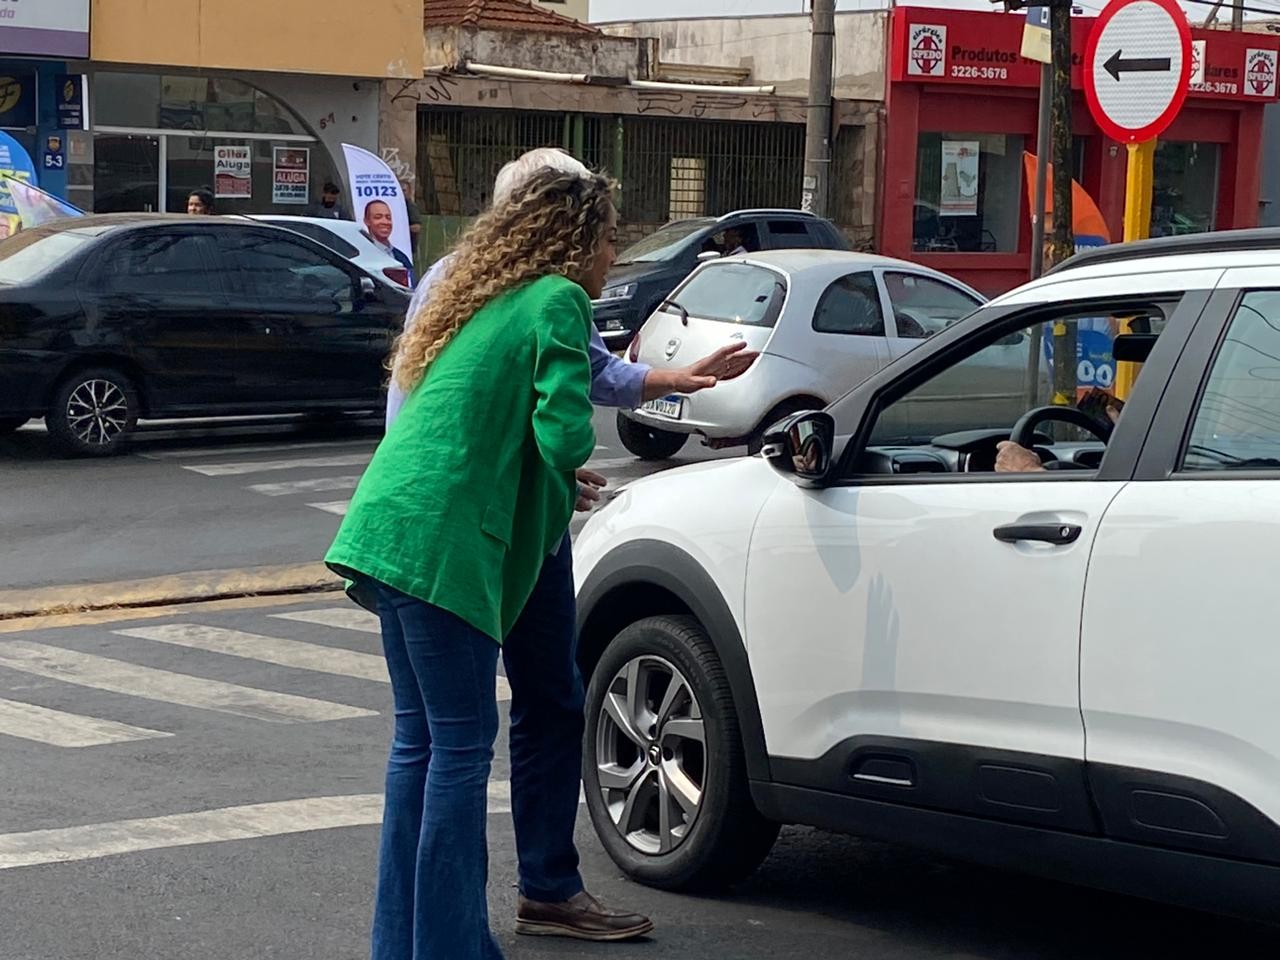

{"left": 573, "top": 231, "right": 1280, "bottom": 921}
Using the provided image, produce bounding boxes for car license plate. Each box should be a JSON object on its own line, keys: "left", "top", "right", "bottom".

{"left": 642, "top": 395, "right": 683, "bottom": 419}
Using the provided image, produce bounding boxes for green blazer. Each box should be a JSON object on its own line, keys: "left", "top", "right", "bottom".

{"left": 325, "top": 274, "right": 595, "bottom": 643}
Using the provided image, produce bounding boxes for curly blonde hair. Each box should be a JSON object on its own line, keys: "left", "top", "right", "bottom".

{"left": 391, "top": 167, "right": 615, "bottom": 392}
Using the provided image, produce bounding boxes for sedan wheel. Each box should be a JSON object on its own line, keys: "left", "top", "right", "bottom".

{"left": 596, "top": 655, "right": 706, "bottom": 855}
{"left": 47, "top": 368, "right": 140, "bottom": 457}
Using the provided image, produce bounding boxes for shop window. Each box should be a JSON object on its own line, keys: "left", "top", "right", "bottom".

{"left": 95, "top": 74, "right": 161, "bottom": 128}
{"left": 1152, "top": 142, "right": 1219, "bottom": 238}
{"left": 94, "top": 72, "right": 309, "bottom": 137}
{"left": 913, "top": 133, "right": 1024, "bottom": 254}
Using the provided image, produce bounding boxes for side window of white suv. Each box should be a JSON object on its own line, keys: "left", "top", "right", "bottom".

{"left": 1182, "top": 290, "right": 1280, "bottom": 472}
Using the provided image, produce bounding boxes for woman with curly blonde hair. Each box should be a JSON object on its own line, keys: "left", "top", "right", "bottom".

{"left": 326, "top": 164, "right": 617, "bottom": 960}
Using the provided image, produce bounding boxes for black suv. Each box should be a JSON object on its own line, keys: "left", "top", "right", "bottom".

{"left": 0, "top": 214, "right": 409, "bottom": 456}
{"left": 592, "top": 209, "right": 849, "bottom": 346}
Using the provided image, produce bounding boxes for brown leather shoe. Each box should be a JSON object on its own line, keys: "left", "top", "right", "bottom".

{"left": 516, "top": 890, "right": 654, "bottom": 941}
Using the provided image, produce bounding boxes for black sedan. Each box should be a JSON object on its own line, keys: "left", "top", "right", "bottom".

{"left": 0, "top": 214, "right": 410, "bottom": 456}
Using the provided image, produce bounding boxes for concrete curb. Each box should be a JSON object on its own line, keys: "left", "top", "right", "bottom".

{"left": 0, "top": 563, "right": 341, "bottom": 622}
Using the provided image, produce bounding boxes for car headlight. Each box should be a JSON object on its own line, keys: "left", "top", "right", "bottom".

{"left": 598, "top": 283, "right": 636, "bottom": 302}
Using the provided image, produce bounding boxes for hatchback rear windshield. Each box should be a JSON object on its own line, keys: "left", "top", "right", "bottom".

{"left": 664, "top": 262, "right": 786, "bottom": 327}
{"left": 0, "top": 228, "right": 103, "bottom": 285}
{"left": 615, "top": 219, "right": 714, "bottom": 265}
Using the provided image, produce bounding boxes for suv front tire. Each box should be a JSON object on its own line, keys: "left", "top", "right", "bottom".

{"left": 582, "top": 614, "right": 780, "bottom": 891}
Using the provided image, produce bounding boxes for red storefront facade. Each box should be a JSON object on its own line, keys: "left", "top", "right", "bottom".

{"left": 881, "top": 9, "right": 1280, "bottom": 296}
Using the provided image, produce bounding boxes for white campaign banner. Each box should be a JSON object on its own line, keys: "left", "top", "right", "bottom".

{"left": 342, "top": 143, "right": 413, "bottom": 270}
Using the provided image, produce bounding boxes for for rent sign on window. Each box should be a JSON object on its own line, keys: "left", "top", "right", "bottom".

{"left": 0, "top": 0, "right": 90, "bottom": 59}
{"left": 214, "top": 145, "right": 253, "bottom": 199}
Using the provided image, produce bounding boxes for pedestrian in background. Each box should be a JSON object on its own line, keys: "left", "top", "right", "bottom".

{"left": 326, "top": 165, "right": 617, "bottom": 960}
{"left": 186, "top": 189, "right": 215, "bottom": 215}
{"left": 385, "top": 148, "right": 756, "bottom": 946}
{"left": 309, "top": 181, "right": 349, "bottom": 219}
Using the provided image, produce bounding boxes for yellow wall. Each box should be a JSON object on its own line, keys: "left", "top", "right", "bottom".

{"left": 91, "top": 0, "right": 425, "bottom": 78}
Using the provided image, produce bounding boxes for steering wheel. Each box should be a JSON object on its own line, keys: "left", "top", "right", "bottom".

{"left": 1009, "top": 405, "right": 1114, "bottom": 451}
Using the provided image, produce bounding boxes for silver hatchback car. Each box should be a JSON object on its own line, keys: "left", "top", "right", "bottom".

{"left": 616, "top": 250, "right": 1001, "bottom": 459}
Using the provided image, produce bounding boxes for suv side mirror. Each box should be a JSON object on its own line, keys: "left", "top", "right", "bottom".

{"left": 760, "top": 410, "right": 836, "bottom": 486}
{"left": 360, "top": 276, "right": 377, "bottom": 300}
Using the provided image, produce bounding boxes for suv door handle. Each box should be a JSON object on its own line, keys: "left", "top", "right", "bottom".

{"left": 993, "top": 523, "right": 1082, "bottom": 545}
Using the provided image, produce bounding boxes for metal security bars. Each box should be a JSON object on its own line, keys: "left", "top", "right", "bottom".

{"left": 619, "top": 115, "right": 805, "bottom": 227}
{"left": 417, "top": 106, "right": 806, "bottom": 230}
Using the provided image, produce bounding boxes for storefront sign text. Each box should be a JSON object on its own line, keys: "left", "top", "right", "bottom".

{"left": 214, "top": 145, "right": 252, "bottom": 200}
{"left": 55, "top": 74, "right": 87, "bottom": 131}
{"left": 0, "top": 0, "right": 90, "bottom": 59}
{"left": 894, "top": 10, "right": 1280, "bottom": 105}
{"left": 272, "top": 147, "right": 309, "bottom": 206}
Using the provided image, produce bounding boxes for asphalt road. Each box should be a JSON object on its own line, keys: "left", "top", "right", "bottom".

{"left": 0, "top": 409, "right": 726, "bottom": 592}
{"left": 0, "top": 597, "right": 1273, "bottom": 960}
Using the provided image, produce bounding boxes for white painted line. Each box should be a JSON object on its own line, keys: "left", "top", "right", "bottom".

{"left": 0, "top": 795, "right": 386, "bottom": 870}
{"left": 308, "top": 500, "right": 350, "bottom": 516}
{"left": 115, "top": 625, "right": 390, "bottom": 683}
{"left": 273, "top": 607, "right": 380, "bottom": 634}
{"left": 141, "top": 440, "right": 373, "bottom": 461}
{"left": 247, "top": 475, "right": 361, "bottom": 497}
{"left": 585, "top": 456, "right": 643, "bottom": 470}
{"left": 182, "top": 453, "right": 373, "bottom": 477}
{"left": 0, "top": 781, "right": 533, "bottom": 870}
{"left": 0, "top": 698, "right": 171, "bottom": 748}
{"left": 117, "top": 622, "right": 513, "bottom": 702}
{"left": 0, "top": 642, "right": 376, "bottom": 724}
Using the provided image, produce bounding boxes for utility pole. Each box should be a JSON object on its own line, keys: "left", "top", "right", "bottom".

{"left": 1232, "top": 0, "right": 1244, "bottom": 31}
{"left": 801, "top": 0, "right": 835, "bottom": 217}
{"left": 1047, "top": 0, "right": 1077, "bottom": 407}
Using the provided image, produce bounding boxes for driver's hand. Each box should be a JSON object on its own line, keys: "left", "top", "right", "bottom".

{"left": 996, "top": 441, "right": 1046, "bottom": 473}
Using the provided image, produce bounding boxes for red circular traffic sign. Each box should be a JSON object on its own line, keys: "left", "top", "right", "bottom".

{"left": 1084, "top": 0, "right": 1192, "bottom": 143}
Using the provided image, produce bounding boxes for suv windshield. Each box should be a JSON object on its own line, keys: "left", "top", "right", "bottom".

{"left": 616, "top": 219, "right": 714, "bottom": 265}
{"left": 0, "top": 227, "right": 105, "bottom": 285}
{"left": 665, "top": 262, "right": 786, "bottom": 327}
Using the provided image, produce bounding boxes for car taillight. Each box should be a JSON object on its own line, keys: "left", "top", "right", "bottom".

{"left": 628, "top": 333, "right": 641, "bottom": 363}
{"left": 383, "top": 267, "right": 410, "bottom": 287}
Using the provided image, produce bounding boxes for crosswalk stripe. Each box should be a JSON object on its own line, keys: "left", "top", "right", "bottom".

{"left": 182, "top": 453, "right": 373, "bottom": 477}
{"left": 273, "top": 607, "right": 380, "bottom": 634}
{"left": 586, "top": 456, "right": 642, "bottom": 470}
{"left": 141, "top": 440, "right": 374, "bottom": 461}
{"left": 0, "top": 794, "right": 386, "bottom": 870}
{"left": 116, "top": 622, "right": 514, "bottom": 702}
{"left": 247, "top": 475, "right": 362, "bottom": 496}
{"left": 308, "top": 500, "right": 350, "bottom": 516}
{"left": 0, "top": 781, "right": 540, "bottom": 870}
{"left": 0, "top": 698, "right": 171, "bottom": 748}
{"left": 0, "top": 642, "right": 376, "bottom": 724}
{"left": 115, "top": 625, "right": 390, "bottom": 683}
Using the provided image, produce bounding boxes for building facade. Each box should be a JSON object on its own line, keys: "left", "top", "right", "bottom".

{"left": 884, "top": 8, "right": 1280, "bottom": 295}
{"left": 0, "top": 0, "right": 93, "bottom": 218}
{"left": 62, "top": 0, "right": 425, "bottom": 215}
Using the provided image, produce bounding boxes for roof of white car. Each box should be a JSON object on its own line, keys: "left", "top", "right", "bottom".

{"left": 990, "top": 230, "right": 1280, "bottom": 307}
{"left": 723, "top": 248, "right": 944, "bottom": 275}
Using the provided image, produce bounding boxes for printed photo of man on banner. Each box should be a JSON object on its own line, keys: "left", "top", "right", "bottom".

{"left": 342, "top": 143, "right": 415, "bottom": 286}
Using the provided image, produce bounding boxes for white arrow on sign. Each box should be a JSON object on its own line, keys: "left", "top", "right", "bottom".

{"left": 1086, "top": 0, "right": 1190, "bottom": 141}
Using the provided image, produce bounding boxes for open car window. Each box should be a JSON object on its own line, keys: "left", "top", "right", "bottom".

{"left": 839, "top": 300, "right": 1175, "bottom": 478}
